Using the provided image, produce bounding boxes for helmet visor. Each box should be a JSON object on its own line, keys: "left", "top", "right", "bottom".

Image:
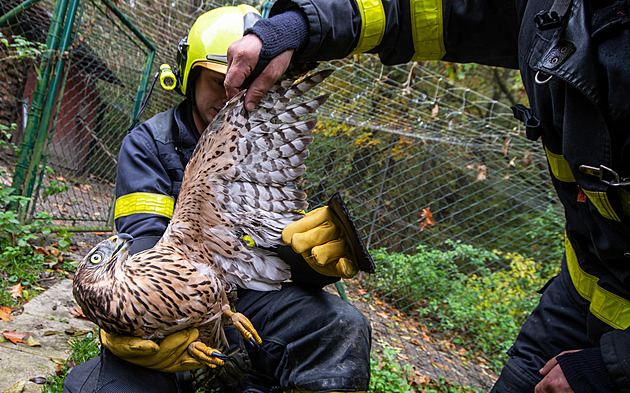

{"left": 194, "top": 59, "right": 227, "bottom": 75}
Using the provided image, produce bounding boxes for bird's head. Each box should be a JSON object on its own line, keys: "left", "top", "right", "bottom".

{"left": 75, "top": 233, "right": 134, "bottom": 282}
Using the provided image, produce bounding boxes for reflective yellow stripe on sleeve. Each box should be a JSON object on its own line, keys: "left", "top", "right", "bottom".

{"left": 565, "top": 237, "right": 630, "bottom": 329}
{"left": 114, "top": 192, "right": 175, "bottom": 220}
{"left": 350, "top": 0, "right": 386, "bottom": 55}
{"left": 409, "top": 0, "right": 445, "bottom": 60}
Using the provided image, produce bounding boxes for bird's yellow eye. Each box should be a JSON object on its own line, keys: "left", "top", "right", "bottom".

{"left": 90, "top": 252, "right": 104, "bottom": 264}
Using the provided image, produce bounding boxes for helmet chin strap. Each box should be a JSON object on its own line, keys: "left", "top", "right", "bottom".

{"left": 127, "top": 70, "right": 160, "bottom": 132}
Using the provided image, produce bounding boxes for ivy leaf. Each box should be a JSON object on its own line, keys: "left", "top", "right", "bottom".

{"left": 3, "top": 330, "right": 28, "bottom": 344}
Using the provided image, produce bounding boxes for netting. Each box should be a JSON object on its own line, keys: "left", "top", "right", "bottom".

{"left": 1, "top": 0, "right": 566, "bottom": 384}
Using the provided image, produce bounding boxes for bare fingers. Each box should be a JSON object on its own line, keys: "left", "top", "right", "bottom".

{"left": 226, "top": 34, "right": 293, "bottom": 111}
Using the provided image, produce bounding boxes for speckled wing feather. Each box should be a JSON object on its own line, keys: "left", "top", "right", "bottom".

{"left": 162, "top": 69, "right": 332, "bottom": 291}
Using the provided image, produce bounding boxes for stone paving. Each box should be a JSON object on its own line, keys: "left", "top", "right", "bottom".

{"left": 0, "top": 279, "right": 96, "bottom": 392}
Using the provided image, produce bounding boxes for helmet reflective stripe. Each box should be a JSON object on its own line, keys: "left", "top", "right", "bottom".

{"left": 177, "top": 4, "right": 261, "bottom": 95}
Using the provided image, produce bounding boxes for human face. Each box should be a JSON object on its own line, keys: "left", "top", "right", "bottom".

{"left": 191, "top": 67, "right": 227, "bottom": 134}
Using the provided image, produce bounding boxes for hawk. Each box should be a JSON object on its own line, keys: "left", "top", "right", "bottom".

{"left": 73, "top": 69, "right": 332, "bottom": 367}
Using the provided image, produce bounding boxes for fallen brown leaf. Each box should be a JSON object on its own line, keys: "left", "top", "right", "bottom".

{"left": 413, "top": 375, "right": 431, "bottom": 385}
{"left": 3, "top": 379, "right": 26, "bottom": 393}
{"left": 27, "top": 336, "right": 41, "bottom": 347}
{"left": 431, "top": 103, "right": 439, "bottom": 118}
{"left": 0, "top": 306, "right": 14, "bottom": 322}
{"left": 418, "top": 205, "right": 435, "bottom": 231}
{"left": 3, "top": 330, "right": 28, "bottom": 344}
{"left": 29, "top": 376, "right": 48, "bottom": 385}
{"left": 7, "top": 283, "right": 23, "bottom": 300}
{"left": 477, "top": 164, "right": 488, "bottom": 181}
{"left": 502, "top": 137, "right": 511, "bottom": 157}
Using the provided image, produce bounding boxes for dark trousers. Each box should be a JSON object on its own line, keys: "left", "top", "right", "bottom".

{"left": 63, "top": 283, "right": 371, "bottom": 393}
{"left": 491, "top": 257, "right": 594, "bottom": 392}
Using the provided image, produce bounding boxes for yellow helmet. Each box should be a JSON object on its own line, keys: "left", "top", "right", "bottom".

{"left": 176, "top": 4, "right": 261, "bottom": 95}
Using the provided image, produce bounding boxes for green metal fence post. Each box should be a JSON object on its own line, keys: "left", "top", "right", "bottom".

{"left": 10, "top": 0, "right": 69, "bottom": 213}
{"left": 99, "top": 0, "right": 156, "bottom": 129}
{"left": 28, "top": 0, "right": 87, "bottom": 223}
{"left": 20, "top": 0, "right": 82, "bottom": 221}
{"left": 0, "top": 0, "right": 42, "bottom": 27}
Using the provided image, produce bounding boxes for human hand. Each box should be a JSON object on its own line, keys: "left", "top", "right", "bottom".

{"left": 535, "top": 350, "right": 581, "bottom": 393}
{"left": 100, "top": 328, "right": 204, "bottom": 372}
{"left": 282, "top": 206, "right": 359, "bottom": 279}
{"left": 225, "top": 34, "right": 293, "bottom": 111}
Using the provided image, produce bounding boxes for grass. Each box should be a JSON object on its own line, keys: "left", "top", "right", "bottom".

{"left": 41, "top": 330, "right": 100, "bottom": 393}
{"left": 0, "top": 174, "right": 76, "bottom": 309}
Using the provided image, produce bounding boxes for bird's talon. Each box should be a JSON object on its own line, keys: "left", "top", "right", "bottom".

{"left": 188, "top": 341, "right": 226, "bottom": 367}
{"left": 230, "top": 312, "right": 262, "bottom": 346}
{"left": 249, "top": 337, "right": 261, "bottom": 351}
{"left": 211, "top": 351, "right": 229, "bottom": 360}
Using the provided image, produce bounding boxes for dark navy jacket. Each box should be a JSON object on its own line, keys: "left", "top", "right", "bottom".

{"left": 268, "top": 0, "right": 630, "bottom": 391}
{"left": 115, "top": 100, "right": 200, "bottom": 255}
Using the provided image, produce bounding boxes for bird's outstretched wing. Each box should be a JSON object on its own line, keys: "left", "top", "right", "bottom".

{"left": 162, "top": 69, "right": 332, "bottom": 290}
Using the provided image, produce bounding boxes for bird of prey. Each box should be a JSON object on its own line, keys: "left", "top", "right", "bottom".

{"left": 72, "top": 69, "right": 332, "bottom": 367}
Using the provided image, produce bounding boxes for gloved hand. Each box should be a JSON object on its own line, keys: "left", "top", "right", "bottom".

{"left": 100, "top": 328, "right": 204, "bottom": 372}
{"left": 282, "top": 206, "right": 359, "bottom": 278}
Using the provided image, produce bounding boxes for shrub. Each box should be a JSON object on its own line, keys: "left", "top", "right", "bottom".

{"left": 367, "top": 242, "right": 560, "bottom": 369}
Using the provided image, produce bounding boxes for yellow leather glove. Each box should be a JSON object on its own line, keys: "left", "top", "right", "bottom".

{"left": 100, "top": 328, "right": 204, "bottom": 372}
{"left": 282, "top": 206, "right": 359, "bottom": 278}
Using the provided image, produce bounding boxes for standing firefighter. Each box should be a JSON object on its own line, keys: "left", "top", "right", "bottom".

{"left": 64, "top": 5, "right": 371, "bottom": 393}
{"left": 224, "top": 0, "right": 630, "bottom": 392}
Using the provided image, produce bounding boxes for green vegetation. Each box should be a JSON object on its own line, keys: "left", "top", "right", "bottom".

{"left": 370, "top": 344, "right": 484, "bottom": 393}
{"left": 0, "top": 32, "right": 47, "bottom": 63}
{"left": 0, "top": 179, "right": 74, "bottom": 308}
{"left": 41, "top": 330, "right": 100, "bottom": 393}
{"left": 366, "top": 240, "right": 561, "bottom": 369}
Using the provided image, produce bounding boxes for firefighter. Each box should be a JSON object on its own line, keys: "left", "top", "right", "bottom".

{"left": 224, "top": 0, "right": 630, "bottom": 392}
{"left": 63, "top": 5, "right": 371, "bottom": 393}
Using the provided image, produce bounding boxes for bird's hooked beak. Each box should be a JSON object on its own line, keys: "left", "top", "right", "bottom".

{"left": 110, "top": 233, "right": 134, "bottom": 257}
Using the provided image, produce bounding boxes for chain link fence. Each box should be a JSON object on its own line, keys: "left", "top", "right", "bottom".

{"left": 1, "top": 0, "right": 154, "bottom": 229}
{"left": 1, "top": 0, "right": 565, "bottom": 383}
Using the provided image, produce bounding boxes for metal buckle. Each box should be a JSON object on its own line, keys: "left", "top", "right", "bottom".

{"left": 534, "top": 10, "right": 563, "bottom": 30}
{"left": 579, "top": 165, "right": 630, "bottom": 186}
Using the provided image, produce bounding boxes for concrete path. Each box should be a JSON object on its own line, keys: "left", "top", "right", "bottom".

{"left": 0, "top": 279, "right": 96, "bottom": 392}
